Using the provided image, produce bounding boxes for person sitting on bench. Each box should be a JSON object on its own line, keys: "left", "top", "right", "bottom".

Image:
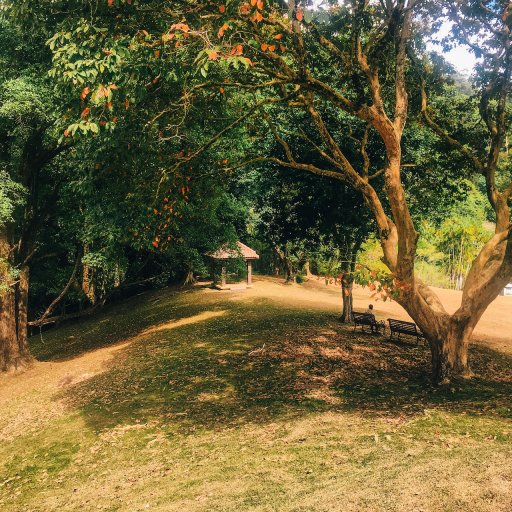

{"left": 365, "top": 304, "right": 385, "bottom": 334}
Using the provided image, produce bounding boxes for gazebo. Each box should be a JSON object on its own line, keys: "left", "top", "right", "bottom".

{"left": 209, "top": 241, "right": 259, "bottom": 289}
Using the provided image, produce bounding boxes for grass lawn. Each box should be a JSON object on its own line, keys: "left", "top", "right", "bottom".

{"left": 0, "top": 278, "right": 511, "bottom": 511}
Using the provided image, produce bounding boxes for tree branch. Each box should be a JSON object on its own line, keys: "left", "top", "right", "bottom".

{"left": 31, "top": 255, "right": 80, "bottom": 327}
{"left": 420, "top": 79, "right": 485, "bottom": 174}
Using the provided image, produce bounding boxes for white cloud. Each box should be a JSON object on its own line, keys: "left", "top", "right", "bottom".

{"left": 427, "top": 21, "right": 479, "bottom": 75}
{"left": 443, "top": 46, "right": 478, "bottom": 74}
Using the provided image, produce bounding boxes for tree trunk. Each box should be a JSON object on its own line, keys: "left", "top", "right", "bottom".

{"left": 401, "top": 286, "right": 475, "bottom": 385}
{"left": 82, "top": 244, "right": 96, "bottom": 305}
{"left": 341, "top": 279, "right": 353, "bottom": 323}
{"left": 16, "top": 265, "right": 31, "bottom": 360}
{"left": 339, "top": 240, "right": 361, "bottom": 324}
{"left": 183, "top": 269, "right": 196, "bottom": 286}
{"left": 429, "top": 326, "right": 472, "bottom": 385}
{"left": 0, "top": 282, "right": 21, "bottom": 372}
{"left": 284, "top": 258, "right": 294, "bottom": 283}
{"left": 0, "top": 230, "right": 33, "bottom": 372}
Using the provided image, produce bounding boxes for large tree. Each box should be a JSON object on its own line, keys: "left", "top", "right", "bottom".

{"left": 0, "top": 13, "right": 70, "bottom": 371}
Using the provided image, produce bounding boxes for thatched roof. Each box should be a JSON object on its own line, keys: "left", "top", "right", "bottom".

{"left": 209, "top": 241, "right": 259, "bottom": 260}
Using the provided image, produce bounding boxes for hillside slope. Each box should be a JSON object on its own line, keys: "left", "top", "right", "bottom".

{"left": 0, "top": 278, "right": 511, "bottom": 512}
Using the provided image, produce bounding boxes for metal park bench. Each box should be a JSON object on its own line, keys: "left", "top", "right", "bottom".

{"left": 353, "top": 312, "right": 385, "bottom": 334}
{"left": 387, "top": 318, "right": 425, "bottom": 345}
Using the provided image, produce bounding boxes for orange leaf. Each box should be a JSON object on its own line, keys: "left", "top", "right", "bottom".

{"left": 257, "top": 0, "right": 264, "bottom": 9}
{"left": 63, "top": 129, "right": 70, "bottom": 137}
{"left": 261, "top": 43, "right": 268, "bottom": 51}
{"left": 80, "top": 86, "right": 90, "bottom": 100}
{"left": 274, "top": 33, "right": 282, "bottom": 40}
{"left": 296, "top": 9, "right": 303, "bottom": 21}
{"left": 218, "top": 23, "right": 229, "bottom": 37}
{"left": 155, "top": 49, "right": 161, "bottom": 59}
{"left": 219, "top": 4, "right": 226, "bottom": 13}
{"left": 162, "top": 32, "right": 175, "bottom": 43}
{"left": 280, "top": 44, "right": 285, "bottom": 52}
{"left": 108, "top": 0, "right": 114, "bottom": 7}
{"left": 268, "top": 44, "right": 276, "bottom": 52}
{"left": 174, "top": 23, "right": 189, "bottom": 32}
{"left": 81, "top": 107, "right": 90, "bottom": 119}
{"left": 208, "top": 50, "right": 220, "bottom": 60}
{"left": 251, "top": 0, "right": 257, "bottom": 5}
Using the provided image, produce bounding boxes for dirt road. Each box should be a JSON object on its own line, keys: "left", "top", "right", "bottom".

{"left": 247, "top": 277, "right": 512, "bottom": 355}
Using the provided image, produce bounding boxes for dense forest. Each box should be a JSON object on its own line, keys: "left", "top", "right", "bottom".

{"left": 1, "top": 0, "right": 511, "bottom": 384}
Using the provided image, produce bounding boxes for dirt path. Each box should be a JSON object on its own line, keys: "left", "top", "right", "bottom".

{"left": 240, "top": 277, "right": 512, "bottom": 355}
{"left": 0, "top": 340, "right": 131, "bottom": 441}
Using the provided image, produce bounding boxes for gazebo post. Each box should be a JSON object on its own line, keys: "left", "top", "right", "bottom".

{"left": 221, "top": 266, "right": 227, "bottom": 288}
{"left": 247, "top": 260, "right": 253, "bottom": 288}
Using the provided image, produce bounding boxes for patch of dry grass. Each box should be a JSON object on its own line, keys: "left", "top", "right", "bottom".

{"left": 0, "top": 279, "right": 511, "bottom": 511}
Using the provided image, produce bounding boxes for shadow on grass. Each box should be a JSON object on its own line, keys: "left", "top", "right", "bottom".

{"left": 30, "top": 286, "right": 220, "bottom": 362}
{"left": 54, "top": 290, "right": 512, "bottom": 434}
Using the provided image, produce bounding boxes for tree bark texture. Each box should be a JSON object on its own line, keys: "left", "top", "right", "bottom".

{"left": 341, "top": 279, "right": 354, "bottom": 323}
{"left": 0, "top": 228, "right": 33, "bottom": 372}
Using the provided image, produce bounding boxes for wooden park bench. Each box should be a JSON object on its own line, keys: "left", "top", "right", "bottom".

{"left": 353, "top": 312, "right": 385, "bottom": 334}
{"left": 387, "top": 318, "right": 425, "bottom": 345}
